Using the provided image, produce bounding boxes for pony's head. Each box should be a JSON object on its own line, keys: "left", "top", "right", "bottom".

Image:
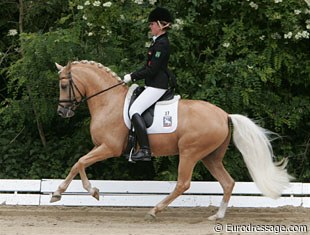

{"left": 56, "top": 62, "right": 83, "bottom": 118}
{"left": 56, "top": 60, "right": 125, "bottom": 118}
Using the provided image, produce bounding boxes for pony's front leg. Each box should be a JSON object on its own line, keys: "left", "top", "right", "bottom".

{"left": 78, "top": 161, "right": 100, "bottom": 200}
{"left": 50, "top": 161, "right": 79, "bottom": 202}
{"left": 50, "top": 145, "right": 115, "bottom": 203}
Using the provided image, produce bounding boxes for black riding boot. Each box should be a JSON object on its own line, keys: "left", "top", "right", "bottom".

{"left": 130, "top": 113, "right": 151, "bottom": 161}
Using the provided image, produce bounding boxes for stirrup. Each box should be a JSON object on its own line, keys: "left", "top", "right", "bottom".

{"left": 124, "top": 130, "right": 136, "bottom": 157}
{"left": 128, "top": 148, "right": 136, "bottom": 163}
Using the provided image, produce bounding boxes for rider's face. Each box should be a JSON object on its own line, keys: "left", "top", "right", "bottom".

{"left": 149, "top": 21, "right": 162, "bottom": 36}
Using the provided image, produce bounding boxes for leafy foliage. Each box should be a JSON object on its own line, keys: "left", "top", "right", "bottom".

{"left": 0, "top": 0, "right": 309, "bottom": 182}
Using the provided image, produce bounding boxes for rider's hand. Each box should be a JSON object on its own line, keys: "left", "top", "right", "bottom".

{"left": 123, "top": 74, "right": 132, "bottom": 83}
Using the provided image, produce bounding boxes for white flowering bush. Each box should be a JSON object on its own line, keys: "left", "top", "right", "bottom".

{"left": 69, "top": 0, "right": 164, "bottom": 69}
{"left": 7, "top": 29, "right": 18, "bottom": 36}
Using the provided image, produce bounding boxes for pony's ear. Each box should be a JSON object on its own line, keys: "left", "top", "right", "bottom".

{"left": 66, "top": 61, "right": 72, "bottom": 72}
{"left": 55, "top": 63, "right": 64, "bottom": 71}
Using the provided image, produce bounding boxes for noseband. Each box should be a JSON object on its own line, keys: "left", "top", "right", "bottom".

{"left": 58, "top": 71, "right": 124, "bottom": 110}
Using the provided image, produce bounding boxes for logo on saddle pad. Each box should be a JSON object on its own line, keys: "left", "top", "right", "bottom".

{"left": 163, "top": 111, "right": 172, "bottom": 127}
{"left": 123, "top": 84, "right": 180, "bottom": 134}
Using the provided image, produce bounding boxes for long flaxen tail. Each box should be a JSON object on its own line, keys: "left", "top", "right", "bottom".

{"left": 229, "top": 114, "right": 293, "bottom": 199}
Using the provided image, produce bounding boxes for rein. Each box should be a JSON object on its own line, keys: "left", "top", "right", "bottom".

{"left": 82, "top": 81, "right": 125, "bottom": 103}
{"left": 58, "top": 71, "right": 124, "bottom": 108}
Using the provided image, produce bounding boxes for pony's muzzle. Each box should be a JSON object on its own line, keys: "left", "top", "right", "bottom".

{"left": 57, "top": 106, "right": 75, "bottom": 118}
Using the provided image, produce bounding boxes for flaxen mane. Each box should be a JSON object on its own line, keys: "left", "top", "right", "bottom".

{"left": 71, "top": 60, "right": 123, "bottom": 81}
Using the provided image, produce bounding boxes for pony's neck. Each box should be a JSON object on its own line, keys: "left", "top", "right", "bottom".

{"left": 71, "top": 62, "right": 127, "bottom": 118}
{"left": 68, "top": 61, "right": 129, "bottom": 148}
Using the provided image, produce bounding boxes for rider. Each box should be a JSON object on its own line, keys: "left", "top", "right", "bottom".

{"left": 123, "top": 7, "right": 174, "bottom": 161}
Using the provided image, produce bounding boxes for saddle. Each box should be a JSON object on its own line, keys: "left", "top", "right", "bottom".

{"left": 128, "top": 86, "right": 174, "bottom": 128}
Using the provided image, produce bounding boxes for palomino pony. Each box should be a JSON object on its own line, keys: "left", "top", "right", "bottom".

{"left": 53, "top": 60, "right": 291, "bottom": 220}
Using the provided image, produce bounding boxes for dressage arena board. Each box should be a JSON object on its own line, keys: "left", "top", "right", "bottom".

{"left": 0, "top": 180, "right": 309, "bottom": 235}
{"left": 0, "top": 179, "right": 309, "bottom": 207}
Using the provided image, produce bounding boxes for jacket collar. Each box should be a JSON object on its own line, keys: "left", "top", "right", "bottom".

{"left": 152, "top": 32, "right": 168, "bottom": 43}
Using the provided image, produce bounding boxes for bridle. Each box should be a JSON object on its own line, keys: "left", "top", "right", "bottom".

{"left": 58, "top": 71, "right": 124, "bottom": 110}
{"left": 58, "top": 72, "right": 83, "bottom": 110}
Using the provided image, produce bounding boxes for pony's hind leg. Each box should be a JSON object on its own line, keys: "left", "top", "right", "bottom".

{"left": 201, "top": 132, "right": 234, "bottom": 220}
{"left": 146, "top": 156, "right": 197, "bottom": 220}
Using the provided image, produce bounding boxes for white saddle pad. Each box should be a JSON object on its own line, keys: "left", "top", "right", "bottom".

{"left": 123, "top": 84, "right": 180, "bottom": 134}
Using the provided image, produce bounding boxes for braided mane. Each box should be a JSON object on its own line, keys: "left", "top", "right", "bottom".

{"left": 71, "top": 60, "right": 122, "bottom": 81}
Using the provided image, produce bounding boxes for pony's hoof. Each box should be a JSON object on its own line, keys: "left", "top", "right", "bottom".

{"left": 208, "top": 214, "right": 223, "bottom": 221}
{"left": 50, "top": 194, "right": 61, "bottom": 203}
{"left": 145, "top": 213, "right": 156, "bottom": 221}
{"left": 92, "top": 187, "right": 100, "bottom": 200}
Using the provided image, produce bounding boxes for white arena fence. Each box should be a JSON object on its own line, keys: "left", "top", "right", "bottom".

{"left": 0, "top": 179, "right": 309, "bottom": 208}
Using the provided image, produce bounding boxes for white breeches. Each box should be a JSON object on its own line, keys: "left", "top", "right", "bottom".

{"left": 129, "top": 86, "right": 166, "bottom": 119}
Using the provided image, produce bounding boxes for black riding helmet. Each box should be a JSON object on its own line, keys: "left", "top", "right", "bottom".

{"left": 148, "top": 7, "right": 173, "bottom": 23}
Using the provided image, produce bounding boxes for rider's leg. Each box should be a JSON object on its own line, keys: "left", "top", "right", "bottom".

{"left": 129, "top": 87, "right": 166, "bottom": 161}
{"left": 130, "top": 113, "right": 151, "bottom": 161}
